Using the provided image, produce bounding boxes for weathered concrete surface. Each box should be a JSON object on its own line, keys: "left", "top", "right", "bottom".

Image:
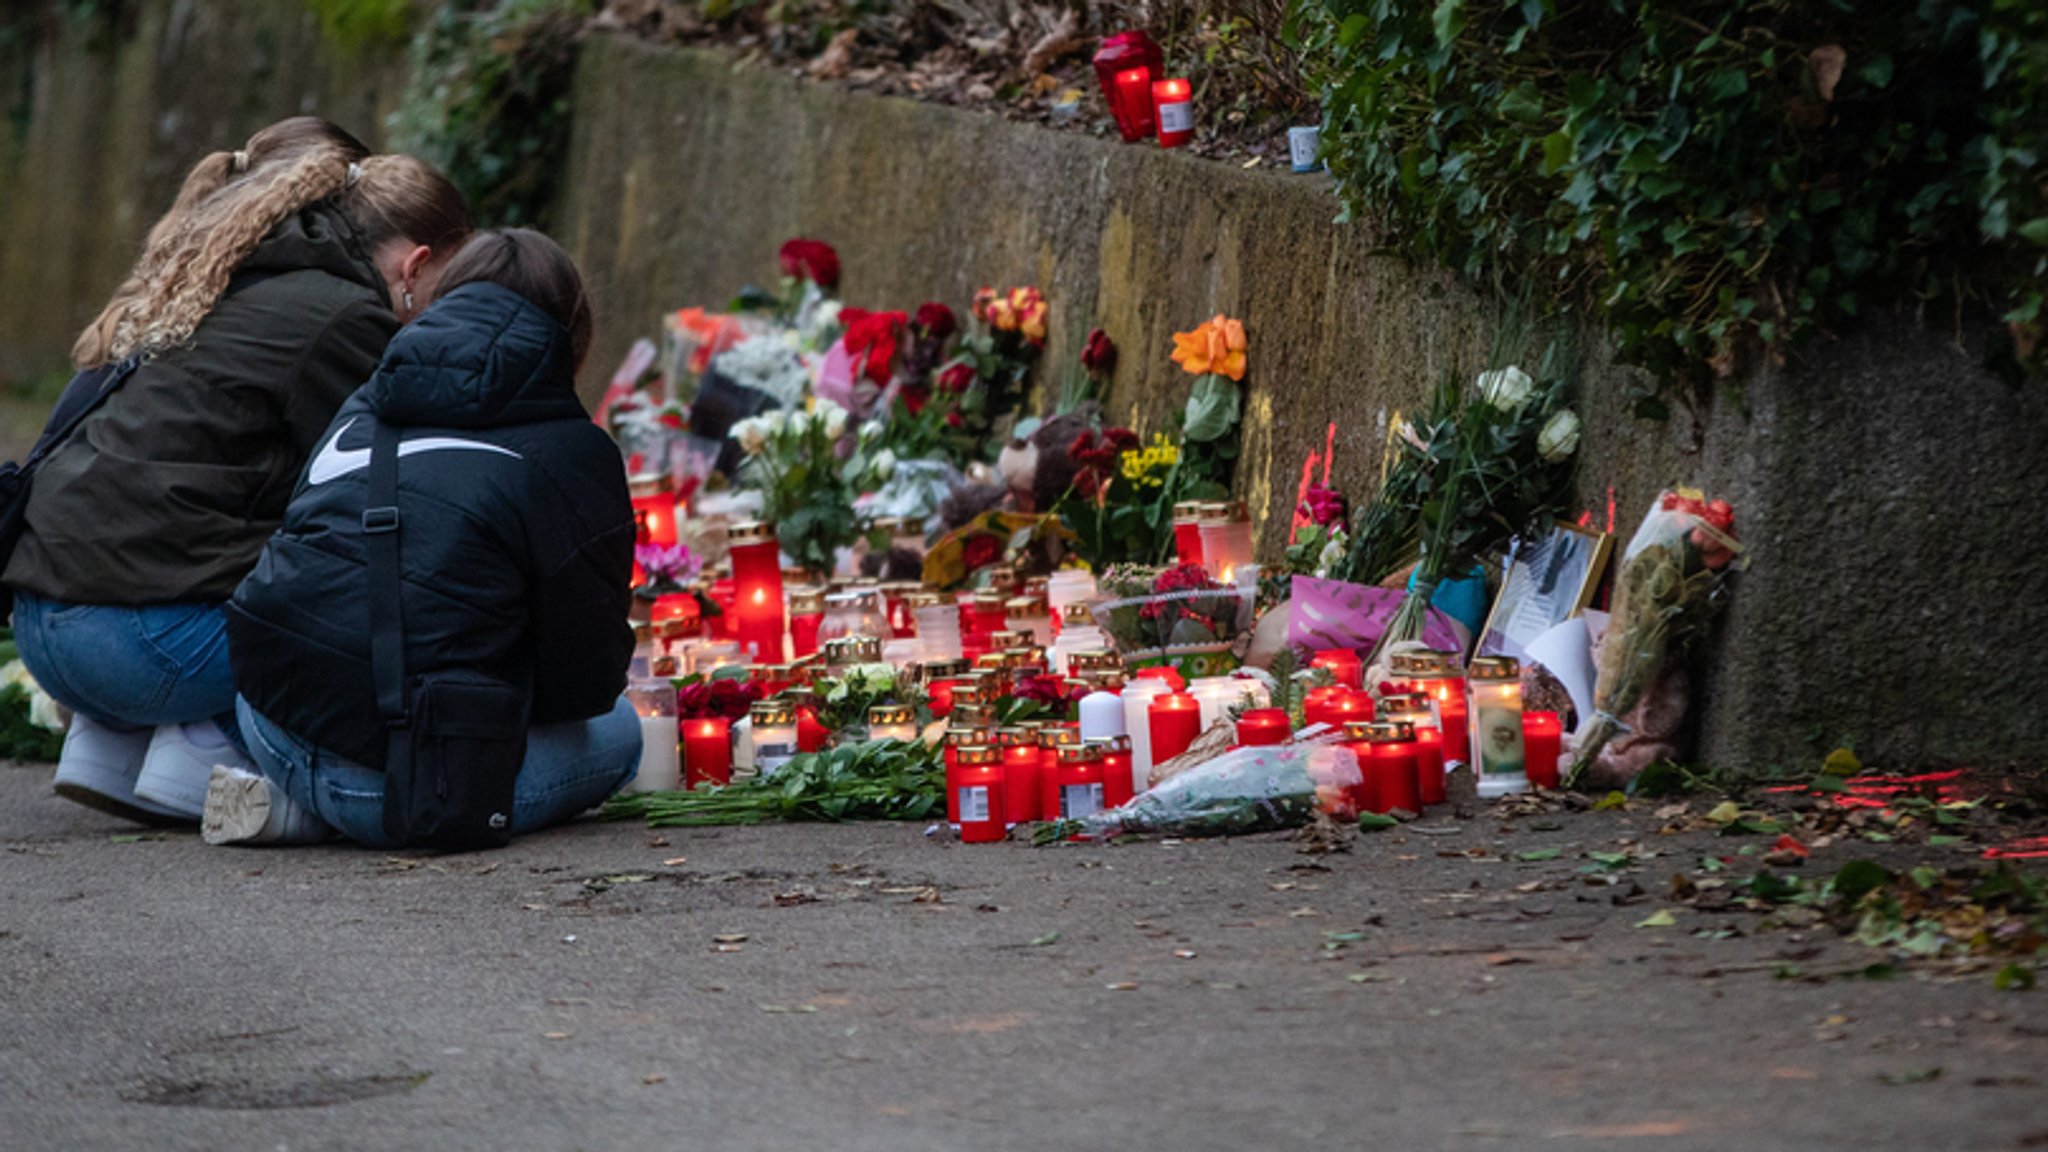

{"left": 6, "top": 760, "right": 2048, "bottom": 1151}
{"left": 555, "top": 37, "right": 2048, "bottom": 776}
{"left": 0, "top": 3, "right": 408, "bottom": 386}
{"left": 1, "top": 13, "right": 2042, "bottom": 776}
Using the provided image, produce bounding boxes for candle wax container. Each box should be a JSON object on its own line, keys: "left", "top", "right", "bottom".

{"left": 1092, "top": 31, "right": 1165, "bottom": 141}
{"left": 788, "top": 587, "right": 827, "bottom": 659}
{"left": 1148, "top": 692, "right": 1202, "bottom": 766}
{"left": 624, "top": 681, "right": 681, "bottom": 793}
{"left": 1152, "top": 77, "right": 1194, "bottom": 147}
{"left": 1056, "top": 743, "right": 1108, "bottom": 820}
{"left": 749, "top": 701, "right": 797, "bottom": 776}
{"left": 682, "top": 716, "right": 733, "bottom": 790}
{"left": 1523, "top": 710, "right": 1563, "bottom": 790}
{"left": 628, "top": 473, "right": 679, "bottom": 547}
{"left": 1467, "top": 656, "right": 1528, "bottom": 797}
{"left": 1000, "top": 737, "right": 1042, "bottom": 826}
{"left": 1121, "top": 679, "right": 1169, "bottom": 788}
{"left": 1344, "top": 720, "right": 1420, "bottom": 815}
{"left": 955, "top": 747, "right": 1007, "bottom": 843}
{"left": 1036, "top": 726, "right": 1081, "bottom": 821}
{"left": 1310, "top": 648, "right": 1364, "bottom": 690}
{"left": 867, "top": 703, "right": 919, "bottom": 744}
{"left": 1096, "top": 735, "right": 1135, "bottom": 809}
{"left": 1078, "top": 689, "right": 1127, "bottom": 741}
{"left": 1170, "top": 501, "right": 1206, "bottom": 568}
{"left": 1236, "top": 707, "right": 1291, "bottom": 747}
{"left": 1378, "top": 693, "right": 1444, "bottom": 806}
{"left": 1304, "top": 686, "right": 1372, "bottom": 731}
{"left": 1195, "top": 501, "right": 1255, "bottom": 581}
{"left": 943, "top": 727, "right": 991, "bottom": 828}
{"left": 795, "top": 705, "right": 830, "bottom": 753}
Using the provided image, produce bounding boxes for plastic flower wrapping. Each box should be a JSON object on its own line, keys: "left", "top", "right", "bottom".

{"left": 1565, "top": 489, "right": 1743, "bottom": 787}
{"left": 1048, "top": 741, "right": 1362, "bottom": 841}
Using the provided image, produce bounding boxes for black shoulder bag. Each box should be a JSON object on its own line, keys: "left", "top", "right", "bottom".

{"left": 364, "top": 420, "right": 529, "bottom": 851}
{"left": 0, "top": 356, "right": 143, "bottom": 620}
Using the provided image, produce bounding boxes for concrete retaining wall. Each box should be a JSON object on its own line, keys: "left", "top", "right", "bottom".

{"left": 2, "top": 13, "right": 2042, "bottom": 774}
{"left": 0, "top": 3, "right": 407, "bottom": 386}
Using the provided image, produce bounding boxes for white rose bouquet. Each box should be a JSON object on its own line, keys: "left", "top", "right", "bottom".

{"left": 729, "top": 399, "right": 893, "bottom": 575}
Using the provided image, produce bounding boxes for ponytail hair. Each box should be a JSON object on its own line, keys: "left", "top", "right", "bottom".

{"left": 73, "top": 117, "right": 371, "bottom": 368}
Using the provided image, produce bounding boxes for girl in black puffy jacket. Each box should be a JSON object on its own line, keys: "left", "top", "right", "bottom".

{"left": 210, "top": 230, "right": 640, "bottom": 847}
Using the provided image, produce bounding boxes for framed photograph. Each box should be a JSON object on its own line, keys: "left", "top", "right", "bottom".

{"left": 1475, "top": 521, "right": 1613, "bottom": 662}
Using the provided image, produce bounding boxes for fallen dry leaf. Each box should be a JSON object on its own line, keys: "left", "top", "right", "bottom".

{"left": 1810, "top": 45, "right": 1847, "bottom": 102}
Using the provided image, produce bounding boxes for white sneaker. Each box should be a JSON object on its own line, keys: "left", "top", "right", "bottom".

{"left": 135, "top": 721, "right": 252, "bottom": 819}
{"left": 202, "top": 765, "right": 327, "bottom": 846}
{"left": 52, "top": 715, "right": 185, "bottom": 824}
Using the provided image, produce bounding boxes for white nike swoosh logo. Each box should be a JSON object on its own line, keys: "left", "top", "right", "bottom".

{"left": 306, "top": 417, "right": 523, "bottom": 486}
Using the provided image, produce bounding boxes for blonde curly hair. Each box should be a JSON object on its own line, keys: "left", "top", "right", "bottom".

{"left": 73, "top": 117, "right": 471, "bottom": 368}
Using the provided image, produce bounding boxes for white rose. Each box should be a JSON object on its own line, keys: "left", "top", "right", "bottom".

{"left": 814, "top": 300, "right": 843, "bottom": 329}
{"left": 1474, "top": 365, "right": 1534, "bottom": 410}
{"left": 1537, "top": 408, "right": 1582, "bottom": 462}
{"left": 872, "top": 448, "right": 896, "bottom": 482}
{"left": 732, "top": 417, "right": 767, "bottom": 455}
{"left": 819, "top": 401, "right": 849, "bottom": 441}
{"left": 762, "top": 409, "right": 788, "bottom": 436}
{"left": 781, "top": 408, "right": 808, "bottom": 436}
{"left": 859, "top": 419, "right": 884, "bottom": 443}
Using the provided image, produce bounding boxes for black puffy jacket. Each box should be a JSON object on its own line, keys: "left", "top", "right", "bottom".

{"left": 228, "top": 283, "right": 634, "bottom": 770}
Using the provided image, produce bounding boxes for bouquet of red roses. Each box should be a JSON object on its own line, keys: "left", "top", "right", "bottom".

{"left": 1564, "top": 489, "right": 1742, "bottom": 787}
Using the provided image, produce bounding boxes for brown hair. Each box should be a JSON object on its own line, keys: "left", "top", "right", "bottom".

{"left": 72, "top": 117, "right": 472, "bottom": 368}
{"left": 433, "top": 229, "right": 594, "bottom": 373}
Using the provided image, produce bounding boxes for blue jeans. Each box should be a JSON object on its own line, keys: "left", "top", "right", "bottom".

{"left": 11, "top": 592, "right": 242, "bottom": 744}
{"left": 236, "top": 694, "right": 642, "bottom": 849}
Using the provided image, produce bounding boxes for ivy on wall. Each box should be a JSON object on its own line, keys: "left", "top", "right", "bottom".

{"left": 1296, "top": 1, "right": 2048, "bottom": 409}
{"left": 387, "top": 0, "right": 594, "bottom": 228}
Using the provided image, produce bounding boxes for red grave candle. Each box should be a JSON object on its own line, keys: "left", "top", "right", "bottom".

{"left": 728, "top": 521, "right": 785, "bottom": 664}
{"left": 1310, "top": 648, "right": 1364, "bottom": 690}
{"left": 1036, "top": 726, "right": 1079, "bottom": 821}
{"left": 955, "top": 747, "right": 1007, "bottom": 843}
{"left": 1524, "top": 711, "right": 1563, "bottom": 790}
{"left": 1305, "top": 686, "right": 1372, "bottom": 731}
{"left": 1344, "top": 721, "right": 1418, "bottom": 815}
{"left": 1416, "top": 674, "right": 1470, "bottom": 765}
{"left": 1134, "top": 665, "right": 1187, "bottom": 694}
{"left": 1148, "top": 692, "right": 1202, "bottom": 765}
{"left": 1098, "top": 735, "right": 1135, "bottom": 809}
{"left": 1171, "top": 501, "right": 1205, "bottom": 568}
{"left": 629, "top": 473, "right": 679, "bottom": 547}
{"left": 650, "top": 592, "right": 700, "bottom": 628}
{"left": 1236, "top": 708, "right": 1291, "bottom": 747}
{"left": 796, "top": 705, "right": 830, "bottom": 753}
{"left": 788, "top": 588, "right": 825, "bottom": 659}
{"left": 1413, "top": 726, "right": 1447, "bottom": 806}
{"left": 1056, "top": 743, "right": 1108, "bottom": 820}
{"left": 1093, "top": 31, "right": 1165, "bottom": 142}
{"left": 1001, "top": 736, "right": 1042, "bottom": 826}
{"left": 681, "top": 717, "right": 732, "bottom": 790}
{"left": 1152, "top": 78, "right": 1193, "bottom": 147}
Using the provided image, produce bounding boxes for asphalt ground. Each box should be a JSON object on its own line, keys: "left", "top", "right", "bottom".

{"left": 4, "top": 758, "right": 2046, "bottom": 1151}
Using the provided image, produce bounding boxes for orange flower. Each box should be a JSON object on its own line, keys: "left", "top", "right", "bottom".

{"left": 986, "top": 295, "right": 1018, "bottom": 332}
{"left": 1010, "top": 287, "right": 1049, "bottom": 344}
{"left": 1170, "top": 314, "right": 1248, "bottom": 381}
{"left": 971, "top": 287, "right": 998, "bottom": 322}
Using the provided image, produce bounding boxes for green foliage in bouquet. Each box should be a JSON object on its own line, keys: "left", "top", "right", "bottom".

{"left": 1369, "top": 347, "right": 1583, "bottom": 660}
{"left": 604, "top": 738, "right": 944, "bottom": 826}
{"left": 728, "top": 400, "right": 888, "bottom": 575}
{"left": 946, "top": 287, "right": 1048, "bottom": 451}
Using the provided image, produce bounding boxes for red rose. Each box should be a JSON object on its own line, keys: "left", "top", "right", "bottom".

{"left": 840, "top": 308, "right": 908, "bottom": 386}
{"left": 1073, "top": 469, "right": 1101, "bottom": 500}
{"left": 939, "top": 363, "right": 976, "bottom": 394}
{"left": 1103, "top": 426, "right": 1140, "bottom": 452}
{"left": 962, "top": 534, "right": 1002, "bottom": 571}
{"left": 1082, "top": 328, "right": 1118, "bottom": 375}
{"left": 971, "top": 287, "right": 998, "bottom": 322}
{"left": 915, "top": 302, "right": 957, "bottom": 342}
{"left": 900, "top": 382, "right": 931, "bottom": 415}
{"left": 777, "top": 238, "right": 840, "bottom": 288}
{"left": 945, "top": 411, "right": 965, "bottom": 429}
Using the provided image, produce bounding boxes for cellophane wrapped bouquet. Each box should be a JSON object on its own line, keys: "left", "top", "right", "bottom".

{"left": 1565, "top": 489, "right": 1743, "bottom": 786}
{"left": 1092, "top": 563, "right": 1257, "bottom": 679}
{"left": 1041, "top": 741, "right": 1363, "bottom": 841}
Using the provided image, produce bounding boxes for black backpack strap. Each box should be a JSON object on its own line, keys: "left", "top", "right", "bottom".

{"left": 364, "top": 419, "right": 407, "bottom": 724}
{"left": 24, "top": 356, "right": 142, "bottom": 467}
